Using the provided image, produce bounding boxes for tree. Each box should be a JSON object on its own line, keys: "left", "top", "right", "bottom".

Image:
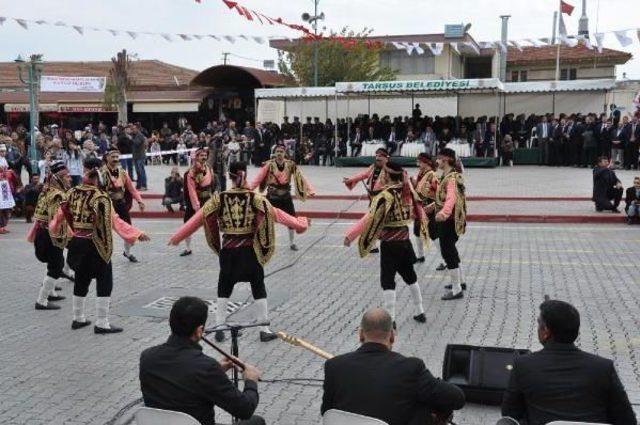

{"left": 103, "top": 49, "right": 134, "bottom": 124}
{"left": 278, "top": 27, "right": 396, "bottom": 87}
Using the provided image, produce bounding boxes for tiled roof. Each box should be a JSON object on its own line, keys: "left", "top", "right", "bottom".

{"left": 0, "top": 60, "right": 199, "bottom": 89}
{"left": 506, "top": 44, "right": 632, "bottom": 66}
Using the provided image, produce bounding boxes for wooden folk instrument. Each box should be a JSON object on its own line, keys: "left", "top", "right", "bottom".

{"left": 276, "top": 331, "right": 334, "bottom": 360}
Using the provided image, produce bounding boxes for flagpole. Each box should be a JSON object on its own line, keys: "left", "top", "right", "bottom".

{"left": 555, "top": 0, "right": 561, "bottom": 80}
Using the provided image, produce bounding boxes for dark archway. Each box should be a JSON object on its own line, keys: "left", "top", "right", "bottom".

{"left": 191, "top": 65, "right": 289, "bottom": 89}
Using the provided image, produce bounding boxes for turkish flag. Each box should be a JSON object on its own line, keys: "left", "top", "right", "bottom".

{"left": 561, "top": 0, "right": 574, "bottom": 15}
{"left": 222, "top": 0, "right": 237, "bottom": 9}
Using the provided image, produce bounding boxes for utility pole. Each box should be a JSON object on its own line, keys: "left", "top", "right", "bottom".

{"left": 313, "top": 0, "right": 319, "bottom": 86}
{"left": 15, "top": 54, "right": 43, "bottom": 171}
{"left": 499, "top": 15, "right": 510, "bottom": 82}
{"left": 222, "top": 52, "right": 230, "bottom": 65}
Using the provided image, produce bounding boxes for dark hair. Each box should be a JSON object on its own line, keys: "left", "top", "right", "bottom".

{"left": 539, "top": 300, "right": 580, "bottom": 343}
{"left": 597, "top": 156, "right": 609, "bottom": 164}
{"left": 169, "top": 296, "right": 209, "bottom": 337}
{"left": 229, "top": 161, "right": 247, "bottom": 176}
{"left": 386, "top": 161, "right": 404, "bottom": 182}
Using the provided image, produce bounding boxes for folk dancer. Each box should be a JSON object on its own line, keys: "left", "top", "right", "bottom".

{"left": 342, "top": 148, "right": 390, "bottom": 253}
{"left": 101, "top": 147, "right": 145, "bottom": 262}
{"left": 411, "top": 153, "right": 439, "bottom": 263}
{"left": 28, "top": 161, "right": 72, "bottom": 310}
{"left": 248, "top": 144, "right": 315, "bottom": 251}
{"left": 50, "top": 158, "right": 149, "bottom": 333}
{"left": 344, "top": 161, "right": 428, "bottom": 325}
{"left": 433, "top": 148, "right": 468, "bottom": 301}
{"left": 181, "top": 147, "right": 216, "bottom": 256}
{"left": 169, "top": 162, "right": 310, "bottom": 343}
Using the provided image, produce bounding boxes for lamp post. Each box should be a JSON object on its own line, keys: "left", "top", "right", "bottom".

{"left": 15, "top": 54, "right": 44, "bottom": 171}
{"left": 302, "top": 1, "right": 325, "bottom": 86}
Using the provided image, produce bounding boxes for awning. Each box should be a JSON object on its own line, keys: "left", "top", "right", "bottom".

{"left": 255, "top": 87, "right": 336, "bottom": 99}
{"left": 58, "top": 104, "right": 116, "bottom": 113}
{"left": 4, "top": 103, "right": 58, "bottom": 112}
{"left": 335, "top": 78, "right": 503, "bottom": 94}
{"left": 133, "top": 102, "right": 200, "bottom": 113}
{"left": 503, "top": 79, "right": 616, "bottom": 93}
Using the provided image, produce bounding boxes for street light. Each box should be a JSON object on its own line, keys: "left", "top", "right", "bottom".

{"left": 15, "top": 54, "right": 44, "bottom": 171}
{"left": 302, "top": 1, "right": 325, "bottom": 86}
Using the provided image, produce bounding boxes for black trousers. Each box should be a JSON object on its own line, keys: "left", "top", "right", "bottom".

{"left": 67, "top": 238, "right": 113, "bottom": 297}
{"left": 437, "top": 220, "right": 460, "bottom": 269}
{"left": 234, "top": 416, "right": 265, "bottom": 425}
{"left": 34, "top": 227, "right": 65, "bottom": 279}
{"left": 595, "top": 187, "right": 624, "bottom": 211}
{"left": 113, "top": 200, "right": 131, "bottom": 224}
{"left": 267, "top": 193, "right": 295, "bottom": 216}
{"left": 380, "top": 239, "right": 417, "bottom": 290}
{"left": 218, "top": 246, "right": 267, "bottom": 299}
{"left": 624, "top": 142, "right": 639, "bottom": 169}
{"left": 582, "top": 147, "right": 598, "bottom": 168}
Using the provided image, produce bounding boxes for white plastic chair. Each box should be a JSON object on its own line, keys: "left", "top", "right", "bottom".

{"left": 135, "top": 406, "right": 200, "bottom": 425}
{"left": 322, "top": 409, "right": 389, "bottom": 425}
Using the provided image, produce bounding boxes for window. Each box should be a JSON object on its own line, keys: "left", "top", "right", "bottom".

{"left": 560, "top": 68, "right": 577, "bottom": 80}
{"left": 379, "top": 50, "right": 435, "bottom": 75}
{"left": 569, "top": 68, "right": 577, "bottom": 80}
{"left": 511, "top": 71, "right": 519, "bottom": 82}
{"left": 510, "top": 70, "right": 528, "bottom": 82}
{"left": 520, "top": 70, "right": 528, "bottom": 82}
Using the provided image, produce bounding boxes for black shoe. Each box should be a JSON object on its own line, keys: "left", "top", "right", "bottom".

{"left": 413, "top": 313, "right": 426, "bottom": 323}
{"left": 94, "top": 325, "right": 123, "bottom": 334}
{"left": 444, "top": 283, "right": 468, "bottom": 291}
{"left": 166, "top": 205, "right": 175, "bottom": 213}
{"left": 290, "top": 244, "right": 299, "bottom": 251}
{"left": 180, "top": 249, "right": 192, "bottom": 257}
{"left": 260, "top": 331, "right": 278, "bottom": 342}
{"left": 35, "top": 302, "right": 60, "bottom": 310}
{"left": 441, "top": 291, "right": 464, "bottom": 301}
{"left": 436, "top": 263, "right": 447, "bottom": 271}
{"left": 71, "top": 320, "right": 91, "bottom": 330}
{"left": 47, "top": 295, "right": 66, "bottom": 302}
{"left": 415, "top": 256, "right": 425, "bottom": 263}
{"left": 215, "top": 331, "right": 226, "bottom": 342}
{"left": 123, "top": 252, "right": 139, "bottom": 263}
{"left": 370, "top": 248, "right": 379, "bottom": 254}
{"left": 61, "top": 272, "right": 75, "bottom": 282}
{"left": 392, "top": 321, "right": 397, "bottom": 330}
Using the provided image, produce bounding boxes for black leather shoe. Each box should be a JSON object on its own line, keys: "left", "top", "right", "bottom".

{"left": 71, "top": 320, "right": 91, "bottom": 330}
{"left": 392, "top": 321, "right": 397, "bottom": 330}
{"left": 123, "top": 252, "right": 139, "bottom": 263}
{"left": 415, "top": 256, "right": 425, "bottom": 263}
{"left": 94, "top": 325, "right": 123, "bottom": 334}
{"left": 444, "top": 283, "right": 467, "bottom": 291}
{"left": 259, "top": 331, "right": 278, "bottom": 342}
{"left": 289, "top": 244, "right": 299, "bottom": 251}
{"left": 35, "top": 302, "right": 60, "bottom": 310}
{"left": 436, "top": 263, "right": 447, "bottom": 271}
{"left": 370, "top": 248, "right": 379, "bottom": 254}
{"left": 215, "top": 331, "right": 226, "bottom": 342}
{"left": 441, "top": 291, "right": 464, "bottom": 301}
{"left": 48, "top": 295, "right": 66, "bottom": 302}
{"left": 179, "top": 249, "right": 192, "bottom": 257}
{"left": 413, "top": 313, "right": 426, "bottom": 323}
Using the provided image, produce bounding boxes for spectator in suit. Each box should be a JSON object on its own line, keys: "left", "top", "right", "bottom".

{"left": 162, "top": 167, "right": 184, "bottom": 213}
{"left": 581, "top": 115, "right": 598, "bottom": 168}
{"left": 623, "top": 116, "right": 639, "bottom": 170}
{"left": 593, "top": 156, "right": 624, "bottom": 212}
{"left": 502, "top": 299, "right": 636, "bottom": 425}
{"left": 625, "top": 176, "right": 640, "bottom": 224}
{"left": 550, "top": 118, "right": 563, "bottom": 166}
{"left": 536, "top": 116, "right": 552, "bottom": 165}
{"left": 610, "top": 119, "right": 627, "bottom": 169}
{"left": 483, "top": 123, "right": 498, "bottom": 158}
{"left": 321, "top": 308, "right": 465, "bottom": 425}
{"left": 140, "top": 296, "right": 264, "bottom": 425}
{"left": 350, "top": 126, "right": 363, "bottom": 157}
{"left": 253, "top": 122, "right": 271, "bottom": 166}
{"left": 595, "top": 115, "right": 611, "bottom": 157}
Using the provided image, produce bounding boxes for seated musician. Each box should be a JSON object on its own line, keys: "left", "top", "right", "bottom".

{"left": 139, "top": 296, "right": 265, "bottom": 425}
{"left": 502, "top": 299, "right": 636, "bottom": 425}
{"left": 321, "top": 308, "right": 465, "bottom": 425}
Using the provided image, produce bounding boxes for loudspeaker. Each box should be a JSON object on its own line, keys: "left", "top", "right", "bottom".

{"left": 442, "top": 344, "right": 531, "bottom": 405}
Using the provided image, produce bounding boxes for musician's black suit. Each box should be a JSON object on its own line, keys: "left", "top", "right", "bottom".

{"left": 321, "top": 342, "right": 465, "bottom": 425}
{"left": 501, "top": 342, "right": 636, "bottom": 425}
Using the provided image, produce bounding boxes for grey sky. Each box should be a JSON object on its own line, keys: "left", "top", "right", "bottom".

{"left": 0, "top": 0, "right": 638, "bottom": 78}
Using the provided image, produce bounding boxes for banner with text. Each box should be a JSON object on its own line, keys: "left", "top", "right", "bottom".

{"left": 40, "top": 76, "right": 107, "bottom": 93}
{"left": 335, "top": 78, "right": 503, "bottom": 93}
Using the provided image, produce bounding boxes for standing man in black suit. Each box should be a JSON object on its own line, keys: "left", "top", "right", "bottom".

{"left": 502, "top": 299, "right": 636, "bottom": 425}
{"left": 623, "top": 116, "right": 640, "bottom": 170}
{"left": 535, "top": 116, "right": 552, "bottom": 165}
{"left": 321, "top": 309, "right": 465, "bottom": 425}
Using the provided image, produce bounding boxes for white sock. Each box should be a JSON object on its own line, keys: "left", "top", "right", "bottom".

{"left": 451, "top": 269, "right": 462, "bottom": 295}
{"left": 414, "top": 236, "right": 424, "bottom": 258}
{"left": 216, "top": 297, "right": 228, "bottom": 327}
{"left": 62, "top": 261, "right": 72, "bottom": 277}
{"left": 458, "top": 265, "right": 465, "bottom": 284}
{"left": 408, "top": 283, "right": 425, "bottom": 315}
{"left": 37, "top": 275, "right": 56, "bottom": 306}
{"left": 288, "top": 228, "right": 295, "bottom": 245}
{"left": 185, "top": 236, "right": 192, "bottom": 251}
{"left": 73, "top": 296, "right": 87, "bottom": 323}
{"left": 383, "top": 289, "right": 396, "bottom": 321}
{"left": 124, "top": 242, "right": 131, "bottom": 256}
{"left": 49, "top": 280, "right": 60, "bottom": 297}
{"left": 95, "top": 297, "right": 111, "bottom": 329}
{"left": 255, "top": 298, "right": 271, "bottom": 333}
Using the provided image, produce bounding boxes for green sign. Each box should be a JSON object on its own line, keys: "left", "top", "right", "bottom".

{"left": 336, "top": 78, "right": 500, "bottom": 93}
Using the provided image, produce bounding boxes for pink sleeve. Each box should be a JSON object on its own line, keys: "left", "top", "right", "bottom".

{"left": 248, "top": 165, "right": 269, "bottom": 190}
{"left": 272, "top": 207, "right": 308, "bottom": 233}
{"left": 302, "top": 175, "right": 316, "bottom": 195}
{"left": 26, "top": 222, "right": 38, "bottom": 243}
{"left": 186, "top": 174, "right": 200, "bottom": 211}
{"left": 49, "top": 208, "right": 65, "bottom": 234}
{"left": 345, "top": 214, "right": 368, "bottom": 243}
{"left": 169, "top": 209, "right": 205, "bottom": 245}
{"left": 439, "top": 179, "right": 457, "bottom": 220}
{"left": 344, "top": 169, "right": 371, "bottom": 191}
{"left": 112, "top": 211, "right": 143, "bottom": 244}
{"left": 125, "top": 174, "right": 143, "bottom": 203}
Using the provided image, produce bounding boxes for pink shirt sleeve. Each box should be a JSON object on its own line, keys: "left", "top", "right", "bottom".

{"left": 248, "top": 165, "right": 269, "bottom": 191}
{"left": 272, "top": 207, "right": 308, "bottom": 233}
{"left": 49, "top": 208, "right": 65, "bottom": 234}
{"left": 124, "top": 173, "right": 143, "bottom": 203}
{"left": 438, "top": 179, "right": 457, "bottom": 220}
{"left": 169, "top": 209, "right": 205, "bottom": 245}
{"left": 26, "top": 222, "right": 39, "bottom": 243}
{"left": 186, "top": 174, "right": 201, "bottom": 211}
{"left": 345, "top": 214, "right": 368, "bottom": 243}
{"left": 344, "top": 168, "right": 372, "bottom": 191}
{"left": 112, "top": 211, "right": 143, "bottom": 244}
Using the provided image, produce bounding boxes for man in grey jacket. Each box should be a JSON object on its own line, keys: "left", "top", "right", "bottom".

{"left": 132, "top": 124, "right": 148, "bottom": 191}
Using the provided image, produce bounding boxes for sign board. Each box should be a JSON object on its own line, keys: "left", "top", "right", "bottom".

{"left": 41, "top": 76, "right": 107, "bottom": 93}
{"left": 4, "top": 103, "right": 58, "bottom": 112}
{"left": 444, "top": 24, "right": 465, "bottom": 38}
{"left": 58, "top": 104, "right": 116, "bottom": 113}
{"left": 335, "top": 79, "right": 502, "bottom": 93}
